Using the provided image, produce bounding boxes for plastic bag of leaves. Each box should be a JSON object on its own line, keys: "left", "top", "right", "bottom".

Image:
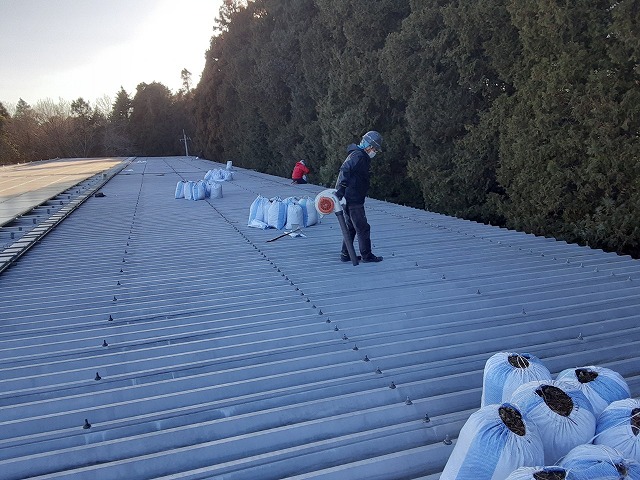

{"left": 505, "top": 466, "right": 571, "bottom": 480}
{"left": 594, "top": 397, "right": 640, "bottom": 462}
{"left": 440, "top": 402, "right": 544, "bottom": 480}
{"left": 556, "top": 366, "right": 630, "bottom": 417}
{"left": 481, "top": 352, "right": 552, "bottom": 407}
{"left": 558, "top": 444, "right": 640, "bottom": 480}
{"left": 510, "top": 380, "right": 596, "bottom": 465}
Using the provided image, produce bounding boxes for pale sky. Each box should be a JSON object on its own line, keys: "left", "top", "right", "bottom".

{"left": 0, "top": 0, "right": 224, "bottom": 108}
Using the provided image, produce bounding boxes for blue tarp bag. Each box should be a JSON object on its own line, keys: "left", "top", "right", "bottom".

{"left": 556, "top": 366, "right": 631, "bottom": 417}
{"left": 506, "top": 466, "right": 571, "bottom": 480}
{"left": 559, "top": 444, "right": 640, "bottom": 480}
{"left": 440, "top": 403, "right": 544, "bottom": 480}
{"left": 510, "top": 380, "right": 596, "bottom": 465}
{"left": 594, "top": 397, "right": 640, "bottom": 462}
{"left": 481, "top": 352, "right": 552, "bottom": 407}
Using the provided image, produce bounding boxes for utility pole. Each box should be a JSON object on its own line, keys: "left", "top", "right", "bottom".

{"left": 180, "top": 130, "right": 191, "bottom": 157}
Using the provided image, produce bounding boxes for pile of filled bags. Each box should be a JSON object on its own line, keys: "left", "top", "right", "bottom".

{"left": 441, "top": 352, "right": 640, "bottom": 480}
{"left": 174, "top": 168, "right": 233, "bottom": 201}
{"left": 248, "top": 195, "right": 319, "bottom": 230}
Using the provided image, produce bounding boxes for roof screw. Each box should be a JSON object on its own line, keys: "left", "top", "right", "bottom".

{"left": 326, "top": 318, "right": 331, "bottom": 323}
{"left": 594, "top": 267, "right": 599, "bottom": 272}
{"left": 424, "top": 413, "right": 431, "bottom": 423}
{"left": 375, "top": 367, "right": 382, "bottom": 374}
{"left": 122, "top": 258, "right": 125, "bottom": 263}
{"left": 522, "top": 308, "right": 526, "bottom": 315}
{"left": 83, "top": 419, "right": 92, "bottom": 429}
{"left": 334, "top": 325, "right": 339, "bottom": 331}
{"left": 566, "top": 259, "right": 570, "bottom": 264}
{"left": 415, "top": 262, "right": 419, "bottom": 267}
{"left": 628, "top": 276, "right": 632, "bottom": 281}
{"left": 389, "top": 381, "right": 396, "bottom": 389}
{"left": 318, "top": 309, "right": 323, "bottom": 315}
{"left": 306, "top": 298, "right": 310, "bottom": 302}
{"left": 580, "top": 263, "right": 584, "bottom": 268}
{"left": 443, "top": 435, "right": 452, "bottom": 445}
{"left": 120, "top": 269, "right": 123, "bottom": 273}
{"left": 441, "top": 274, "right": 446, "bottom": 280}
{"left": 611, "top": 272, "right": 615, "bottom": 276}
{"left": 392, "top": 252, "right": 395, "bottom": 256}
{"left": 364, "top": 355, "right": 370, "bottom": 362}
{"left": 405, "top": 397, "right": 413, "bottom": 405}
{"left": 342, "top": 334, "right": 348, "bottom": 340}
{"left": 102, "top": 340, "right": 108, "bottom": 347}
{"left": 94, "top": 372, "right": 102, "bottom": 381}
{"left": 113, "top": 296, "right": 117, "bottom": 302}
{"left": 108, "top": 315, "right": 113, "bottom": 321}
{"left": 124, "top": 250, "right": 127, "bottom": 254}
{"left": 577, "top": 332, "right": 584, "bottom": 341}
{"left": 353, "top": 344, "right": 358, "bottom": 351}
{"left": 117, "top": 281, "right": 121, "bottom": 286}
{"left": 476, "top": 289, "right": 481, "bottom": 295}
{"left": 295, "top": 287, "right": 299, "bottom": 291}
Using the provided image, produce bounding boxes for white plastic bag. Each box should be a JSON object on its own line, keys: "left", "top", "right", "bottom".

{"left": 285, "top": 203, "right": 304, "bottom": 230}
{"left": 195, "top": 180, "right": 206, "bottom": 200}
{"left": 175, "top": 181, "right": 185, "bottom": 199}
{"left": 510, "top": 380, "right": 596, "bottom": 465}
{"left": 248, "top": 219, "right": 269, "bottom": 230}
{"left": 268, "top": 197, "right": 287, "bottom": 230}
{"left": 556, "top": 366, "right": 630, "bottom": 416}
{"left": 594, "top": 397, "right": 640, "bottom": 462}
{"left": 209, "top": 181, "right": 222, "bottom": 199}
{"left": 184, "top": 181, "right": 194, "bottom": 201}
{"left": 249, "top": 195, "right": 267, "bottom": 224}
{"left": 481, "top": 352, "right": 552, "bottom": 407}
{"left": 299, "top": 197, "right": 319, "bottom": 227}
{"left": 440, "top": 403, "right": 544, "bottom": 480}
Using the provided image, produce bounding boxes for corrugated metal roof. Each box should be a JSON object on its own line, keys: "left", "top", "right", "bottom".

{"left": 0, "top": 156, "right": 638, "bottom": 479}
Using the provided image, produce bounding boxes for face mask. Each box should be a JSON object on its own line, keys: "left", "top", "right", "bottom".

{"left": 366, "top": 148, "right": 377, "bottom": 159}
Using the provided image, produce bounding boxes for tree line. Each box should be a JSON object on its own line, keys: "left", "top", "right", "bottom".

{"left": 1, "top": 0, "right": 638, "bottom": 258}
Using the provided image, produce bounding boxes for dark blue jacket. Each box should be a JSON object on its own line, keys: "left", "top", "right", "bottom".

{"left": 335, "top": 144, "right": 371, "bottom": 205}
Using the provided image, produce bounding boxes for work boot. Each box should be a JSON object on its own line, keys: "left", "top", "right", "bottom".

{"left": 340, "top": 253, "right": 361, "bottom": 262}
{"left": 361, "top": 254, "right": 383, "bottom": 263}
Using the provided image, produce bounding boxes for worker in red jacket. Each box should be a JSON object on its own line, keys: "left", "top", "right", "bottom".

{"left": 291, "top": 160, "right": 310, "bottom": 184}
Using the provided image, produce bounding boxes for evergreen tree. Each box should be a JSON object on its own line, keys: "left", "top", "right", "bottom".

{"left": 129, "top": 82, "right": 180, "bottom": 156}
{"left": 0, "top": 102, "right": 19, "bottom": 165}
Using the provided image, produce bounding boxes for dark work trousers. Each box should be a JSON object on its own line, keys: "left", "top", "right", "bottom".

{"left": 341, "top": 203, "right": 372, "bottom": 257}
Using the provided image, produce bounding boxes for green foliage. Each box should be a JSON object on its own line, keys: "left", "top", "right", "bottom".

{"left": 4, "top": 0, "right": 639, "bottom": 257}
{"left": 129, "top": 82, "right": 182, "bottom": 156}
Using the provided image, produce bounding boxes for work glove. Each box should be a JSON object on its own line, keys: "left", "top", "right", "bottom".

{"left": 335, "top": 187, "right": 345, "bottom": 201}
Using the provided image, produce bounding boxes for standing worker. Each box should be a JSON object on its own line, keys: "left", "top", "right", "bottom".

{"left": 334, "top": 130, "right": 383, "bottom": 263}
{"left": 291, "top": 159, "right": 310, "bottom": 184}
